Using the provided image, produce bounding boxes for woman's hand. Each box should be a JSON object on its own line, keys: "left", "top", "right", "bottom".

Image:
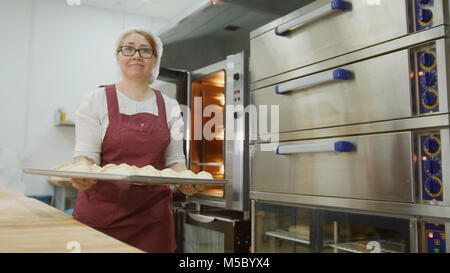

{"left": 70, "top": 178, "right": 97, "bottom": 191}
{"left": 175, "top": 184, "right": 199, "bottom": 196}
{"left": 71, "top": 156, "right": 97, "bottom": 190}
{"left": 168, "top": 163, "right": 204, "bottom": 195}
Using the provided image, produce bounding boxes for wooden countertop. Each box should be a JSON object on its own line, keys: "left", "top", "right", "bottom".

{"left": 0, "top": 188, "right": 143, "bottom": 253}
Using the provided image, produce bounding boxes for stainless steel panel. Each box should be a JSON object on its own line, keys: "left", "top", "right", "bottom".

{"left": 251, "top": 49, "right": 411, "bottom": 134}
{"left": 447, "top": 222, "right": 450, "bottom": 251}
{"left": 439, "top": 38, "right": 450, "bottom": 111}
{"left": 250, "top": 0, "right": 409, "bottom": 82}
{"left": 250, "top": 25, "right": 447, "bottom": 91}
{"left": 250, "top": 191, "right": 450, "bottom": 219}
{"left": 225, "top": 51, "right": 249, "bottom": 212}
{"left": 251, "top": 132, "right": 413, "bottom": 202}
{"left": 256, "top": 114, "right": 449, "bottom": 143}
{"left": 441, "top": 129, "right": 450, "bottom": 205}
{"left": 409, "top": 218, "right": 419, "bottom": 253}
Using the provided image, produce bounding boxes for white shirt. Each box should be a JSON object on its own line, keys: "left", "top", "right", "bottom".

{"left": 73, "top": 86, "right": 186, "bottom": 167}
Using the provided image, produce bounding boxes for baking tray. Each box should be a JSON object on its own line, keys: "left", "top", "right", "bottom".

{"left": 23, "top": 168, "right": 227, "bottom": 186}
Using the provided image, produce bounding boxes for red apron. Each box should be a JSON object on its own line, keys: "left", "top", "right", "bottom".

{"left": 74, "top": 84, "right": 176, "bottom": 253}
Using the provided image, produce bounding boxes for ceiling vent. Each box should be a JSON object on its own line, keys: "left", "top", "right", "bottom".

{"left": 224, "top": 25, "right": 240, "bottom": 31}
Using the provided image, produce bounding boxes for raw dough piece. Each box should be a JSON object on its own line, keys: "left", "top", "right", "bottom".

{"left": 103, "top": 163, "right": 137, "bottom": 175}
{"left": 178, "top": 170, "right": 197, "bottom": 179}
{"left": 100, "top": 163, "right": 117, "bottom": 173}
{"left": 53, "top": 162, "right": 73, "bottom": 171}
{"left": 196, "top": 171, "right": 213, "bottom": 180}
{"left": 160, "top": 168, "right": 179, "bottom": 178}
{"left": 69, "top": 161, "right": 91, "bottom": 172}
{"left": 139, "top": 165, "right": 161, "bottom": 176}
{"left": 89, "top": 164, "right": 102, "bottom": 173}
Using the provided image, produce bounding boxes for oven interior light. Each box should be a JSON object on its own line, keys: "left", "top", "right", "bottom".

{"left": 220, "top": 165, "right": 224, "bottom": 174}
{"left": 219, "top": 95, "right": 225, "bottom": 105}
{"left": 216, "top": 128, "right": 224, "bottom": 140}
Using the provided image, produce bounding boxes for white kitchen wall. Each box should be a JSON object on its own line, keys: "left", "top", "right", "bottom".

{"left": 0, "top": 0, "right": 167, "bottom": 196}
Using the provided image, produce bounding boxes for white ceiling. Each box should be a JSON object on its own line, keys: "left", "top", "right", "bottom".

{"left": 80, "top": 0, "right": 203, "bottom": 21}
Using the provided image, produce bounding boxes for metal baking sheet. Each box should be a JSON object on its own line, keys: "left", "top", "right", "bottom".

{"left": 23, "top": 168, "right": 227, "bottom": 186}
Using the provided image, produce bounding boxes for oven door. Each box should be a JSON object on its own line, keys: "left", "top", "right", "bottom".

{"left": 251, "top": 201, "right": 443, "bottom": 253}
{"left": 251, "top": 38, "right": 450, "bottom": 136}
{"left": 250, "top": 0, "right": 446, "bottom": 82}
{"left": 187, "top": 51, "right": 250, "bottom": 212}
{"left": 174, "top": 206, "right": 250, "bottom": 253}
{"left": 156, "top": 67, "right": 191, "bottom": 166}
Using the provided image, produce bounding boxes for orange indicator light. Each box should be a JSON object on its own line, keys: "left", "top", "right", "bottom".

{"left": 428, "top": 232, "right": 434, "bottom": 239}
{"left": 422, "top": 156, "right": 428, "bottom": 161}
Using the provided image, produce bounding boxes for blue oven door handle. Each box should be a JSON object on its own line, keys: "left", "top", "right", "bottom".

{"left": 276, "top": 141, "right": 354, "bottom": 155}
{"left": 275, "top": 0, "right": 349, "bottom": 36}
{"left": 275, "top": 68, "right": 352, "bottom": 94}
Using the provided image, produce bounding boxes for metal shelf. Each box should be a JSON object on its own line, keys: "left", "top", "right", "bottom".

{"left": 264, "top": 229, "right": 310, "bottom": 245}
{"left": 327, "top": 240, "right": 404, "bottom": 253}
{"left": 55, "top": 122, "right": 75, "bottom": 127}
{"left": 265, "top": 229, "right": 404, "bottom": 253}
{"left": 192, "top": 162, "right": 223, "bottom": 166}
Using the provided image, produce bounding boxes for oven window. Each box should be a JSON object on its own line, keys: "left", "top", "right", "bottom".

{"left": 254, "top": 202, "right": 311, "bottom": 253}
{"left": 183, "top": 223, "right": 225, "bottom": 253}
{"left": 322, "top": 222, "right": 406, "bottom": 253}
{"left": 190, "top": 71, "right": 225, "bottom": 197}
{"left": 253, "top": 202, "right": 412, "bottom": 253}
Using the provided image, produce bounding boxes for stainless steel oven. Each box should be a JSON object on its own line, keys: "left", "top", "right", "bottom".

{"left": 158, "top": 52, "right": 250, "bottom": 253}
{"left": 159, "top": 51, "right": 249, "bottom": 213}
{"left": 251, "top": 200, "right": 449, "bottom": 253}
{"left": 173, "top": 204, "right": 250, "bottom": 253}
{"left": 249, "top": 0, "right": 450, "bottom": 253}
{"left": 250, "top": 0, "right": 450, "bottom": 83}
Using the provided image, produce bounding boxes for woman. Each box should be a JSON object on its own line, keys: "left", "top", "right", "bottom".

{"left": 71, "top": 28, "right": 198, "bottom": 253}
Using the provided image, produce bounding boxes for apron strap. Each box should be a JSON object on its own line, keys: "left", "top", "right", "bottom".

{"left": 104, "top": 84, "right": 120, "bottom": 128}
{"left": 154, "top": 90, "right": 168, "bottom": 125}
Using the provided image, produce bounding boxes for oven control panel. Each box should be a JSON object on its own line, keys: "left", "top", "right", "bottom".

{"left": 424, "top": 223, "right": 446, "bottom": 253}
{"left": 416, "top": 132, "right": 443, "bottom": 202}
{"left": 412, "top": 0, "right": 435, "bottom": 32}
{"left": 410, "top": 42, "right": 439, "bottom": 115}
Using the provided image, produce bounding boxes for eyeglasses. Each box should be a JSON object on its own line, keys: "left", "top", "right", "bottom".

{"left": 119, "top": 46, "right": 155, "bottom": 59}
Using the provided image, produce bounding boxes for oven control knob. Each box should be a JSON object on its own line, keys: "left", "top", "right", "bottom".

{"left": 425, "top": 158, "right": 441, "bottom": 176}
{"left": 233, "top": 73, "right": 240, "bottom": 81}
{"left": 424, "top": 177, "right": 442, "bottom": 197}
{"left": 422, "top": 72, "right": 436, "bottom": 87}
{"left": 419, "top": 9, "right": 433, "bottom": 24}
{"left": 424, "top": 138, "right": 440, "bottom": 155}
{"left": 420, "top": 52, "right": 435, "bottom": 67}
{"left": 423, "top": 90, "right": 437, "bottom": 107}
